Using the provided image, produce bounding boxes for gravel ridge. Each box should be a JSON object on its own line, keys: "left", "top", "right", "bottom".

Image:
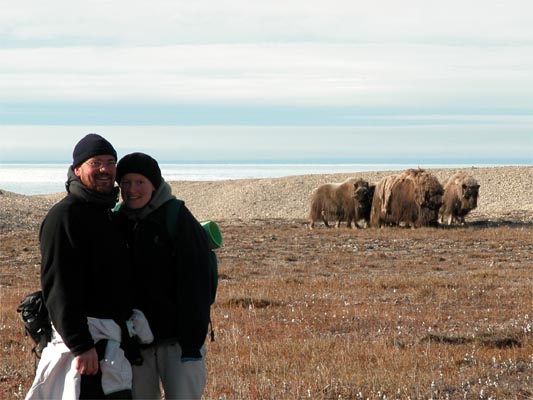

{"left": 1, "top": 166, "right": 531, "bottom": 233}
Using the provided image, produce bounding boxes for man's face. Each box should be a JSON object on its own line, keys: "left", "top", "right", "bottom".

{"left": 74, "top": 155, "right": 117, "bottom": 193}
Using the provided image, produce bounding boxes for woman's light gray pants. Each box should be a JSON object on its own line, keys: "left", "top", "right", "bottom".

{"left": 132, "top": 342, "right": 207, "bottom": 400}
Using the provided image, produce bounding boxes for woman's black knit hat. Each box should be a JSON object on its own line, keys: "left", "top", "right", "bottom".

{"left": 72, "top": 133, "right": 117, "bottom": 167}
{"left": 116, "top": 152, "right": 162, "bottom": 188}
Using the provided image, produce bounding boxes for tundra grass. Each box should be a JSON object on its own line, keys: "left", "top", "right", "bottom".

{"left": 1, "top": 222, "right": 532, "bottom": 399}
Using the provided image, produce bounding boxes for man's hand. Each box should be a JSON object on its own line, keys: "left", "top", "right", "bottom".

{"left": 74, "top": 347, "right": 99, "bottom": 375}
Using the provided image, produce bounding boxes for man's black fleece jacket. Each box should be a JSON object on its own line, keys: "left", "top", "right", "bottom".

{"left": 40, "top": 172, "right": 133, "bottom": 356}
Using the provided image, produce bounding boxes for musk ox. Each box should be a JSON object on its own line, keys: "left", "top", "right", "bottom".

{"left": 438, "top": 172, "right": 480, "bottom": 225}
{"left": 370, "top": 169, "right": 444, "bottom": 228}
{"left": 309, "top": 178, "right": 374, "bottom": 229}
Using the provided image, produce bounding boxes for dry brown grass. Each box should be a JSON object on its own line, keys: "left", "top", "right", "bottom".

{"left": 1, "top": 220, "right": 532, "bottom": 399}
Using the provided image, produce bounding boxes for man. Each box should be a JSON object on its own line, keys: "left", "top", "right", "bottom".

{"left": 26, "top": 134, "right": 135, "bottom": 399}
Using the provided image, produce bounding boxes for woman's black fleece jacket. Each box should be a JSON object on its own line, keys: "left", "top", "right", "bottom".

{"left": 40, "top": 168, "right": 133, "bottom": 356}
{"left": 114, "top": 181, "right": 212, "bottom": 359}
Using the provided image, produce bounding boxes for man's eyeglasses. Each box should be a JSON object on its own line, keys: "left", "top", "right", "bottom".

{"left": 84, "top": 160, "right": 117, "bottom": 169}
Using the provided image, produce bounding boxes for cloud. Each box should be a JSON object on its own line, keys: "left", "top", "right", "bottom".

{"left": 1, "top": 42, "right": 532, "bottom": 112}
{"left": 2, "top": 1, "right": 533, "bottom": 111}
{"left": 2, "top": 0, "right": 533, "bottom": 46}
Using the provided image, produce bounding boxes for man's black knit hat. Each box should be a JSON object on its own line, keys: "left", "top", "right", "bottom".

{"left": 116, "top": 152, "right": 162, "bottom": 189}
{"left": 72, "top": 134, "right": 117, "bottom": 167}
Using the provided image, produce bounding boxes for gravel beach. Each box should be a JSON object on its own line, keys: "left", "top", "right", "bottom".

{"left": 1, "top": 166, "right": 532, "bottom": 233}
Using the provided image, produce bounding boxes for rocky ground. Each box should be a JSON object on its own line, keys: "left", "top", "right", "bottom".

{"left": 1, "top": 166, "right": 532, "bottom": 234}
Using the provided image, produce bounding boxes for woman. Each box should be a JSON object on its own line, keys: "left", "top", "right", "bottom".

{"left": 114, "top": 152, "right": 212, "bottom": 400}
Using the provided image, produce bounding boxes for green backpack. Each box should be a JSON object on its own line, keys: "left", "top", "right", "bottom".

{"left": 164, "top": 199, "right": 220, "bottom": 306}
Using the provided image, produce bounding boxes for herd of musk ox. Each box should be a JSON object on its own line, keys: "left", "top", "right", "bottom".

{"left": 309, "top": 169, "right": 480, "bottom": 229}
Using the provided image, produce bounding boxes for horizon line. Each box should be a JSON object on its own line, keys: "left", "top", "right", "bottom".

{"left": 1, "top": 160, "right": 532, "bottom": 166}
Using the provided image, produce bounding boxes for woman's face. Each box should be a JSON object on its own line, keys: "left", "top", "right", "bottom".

{"left": 119, "top": 173, "right": 155, "bottom": 209}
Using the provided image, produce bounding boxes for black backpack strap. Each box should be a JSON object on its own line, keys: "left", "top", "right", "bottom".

{"left": 164, "top": 198, "right": 184, "bottom": 247}
{"left": 94, "top": 339, "right": 108, "bottom": 360}
{"left": 114, "top": 318, "right": 143, "bottom": 366}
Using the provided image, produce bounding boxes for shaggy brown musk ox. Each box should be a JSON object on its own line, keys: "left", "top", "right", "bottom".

{"left": 370, "top": 169, "right": 444, "bottom": 228}
{"left": 438, "top": 172, "right": 480, "bottom": 225}
{"left": 309, "top": 178, "right": 374, "bottom": 229}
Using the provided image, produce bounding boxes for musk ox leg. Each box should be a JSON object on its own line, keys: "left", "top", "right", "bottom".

{"left": 439, "top": 213, "right": 452, "bottom": 225}
{"left": 356, "top": 219, "right": 367, "bottom": 229}
{"left": 309, "top": 220, "right": 315, "bottom": 230}
{"left": 320, "top": 211, "right": 331, "bottom": 228}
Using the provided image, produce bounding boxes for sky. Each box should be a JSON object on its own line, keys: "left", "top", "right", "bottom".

{"left": 0, "top": 0, "right": 532, "bottom": 164}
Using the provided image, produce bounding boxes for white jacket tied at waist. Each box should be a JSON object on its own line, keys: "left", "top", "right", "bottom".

{"left": 25, "top": 309, "right": 153, "bottom": 400}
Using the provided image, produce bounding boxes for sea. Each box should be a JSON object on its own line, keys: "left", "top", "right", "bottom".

{"left": 0, "top": 162, "right": 507, "bottom": 195}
